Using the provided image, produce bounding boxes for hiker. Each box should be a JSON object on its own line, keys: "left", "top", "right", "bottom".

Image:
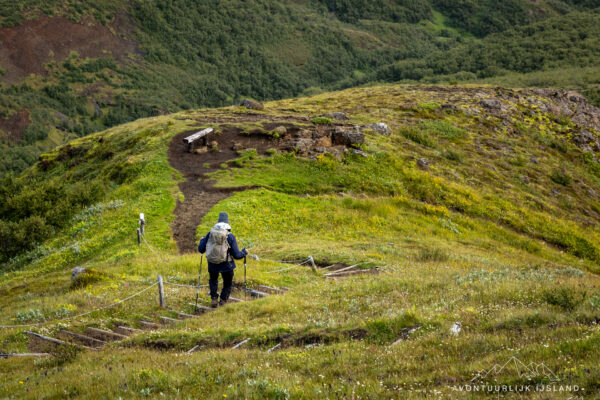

{"left": 198, "top": 212, "right": 248, "bottom": 308}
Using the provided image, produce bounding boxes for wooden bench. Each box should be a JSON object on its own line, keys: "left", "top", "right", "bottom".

{"left": 183, "top": 128, "right": 213, "bottom": 152}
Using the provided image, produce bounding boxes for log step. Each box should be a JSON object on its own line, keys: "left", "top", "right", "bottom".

{"left": 171, "top": 310, "right": 195, "bottom": 319}
{"left": 85, "top": 327, "right": 128, "bottom": 342}
{"left": 138, "top": 320, "right": 161, "bottom": 330}
{"left": 59, "top": 330, "right": 106, "bottom": 348}
{"left": 325, "top": 268, "right": 378, "bottom": 278}
{"left": 246, "top": 289, "right": 269, "bottom": 299}
{"left": 24, "top": 331, "right": 96, "bottom": 352}
{"left": 159, "top": 316, "right": 178, "bottom": 325}
{"left": 228, "top": 297, "right": 244, "bottom": 303}
{"left": 0, "top": 353, "right": 50, "bottom": 358}
{"left": 256, "top": 285, "right": 286, "bottom": 295}
{"left": 113, "top": 325, "right": 142, "bottom": 336}
{"left": 188, "top": 303, "right": 213, "bottom": 314}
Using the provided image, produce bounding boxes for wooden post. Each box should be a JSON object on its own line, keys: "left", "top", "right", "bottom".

{"left": 308, "top": 255, "right": 317, "bottom": 272}
{"left": 139, "top": 213, "right": 145, "bottom": 236}
{"left": 137, "top": 228, "right": 141, "bottom": 246}
{"left": 157, "top": 275, "right": 165, "bottom": 308}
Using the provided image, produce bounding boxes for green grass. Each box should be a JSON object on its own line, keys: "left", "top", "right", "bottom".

{"left": 1, "top": 83, "right": 600, "bottom": 398}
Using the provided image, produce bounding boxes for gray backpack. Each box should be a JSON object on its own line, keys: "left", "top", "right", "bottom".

{"left": 206, "top": 228, "right": 230, "bottom": 264}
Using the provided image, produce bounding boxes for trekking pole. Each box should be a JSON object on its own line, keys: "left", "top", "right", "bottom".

{"left": 244, "top": 256, "right": 247, "bottom": 301}
{"left": 194, "top": 255, "right": 203, "bottom": 312}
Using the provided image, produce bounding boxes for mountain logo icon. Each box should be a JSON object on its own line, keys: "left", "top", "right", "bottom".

{"left": 471, "top": 356, "right": 560, "bottom": 383}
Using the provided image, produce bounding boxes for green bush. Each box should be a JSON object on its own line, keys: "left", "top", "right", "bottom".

{"left": 311, "top": 117, "right": 333, "bottom": 125}
{"left": 550, "top": 168, "right": 572, "bottom": 186}
{"left": 399, "top": 126, "right": 437, "bottom": 147}
{"left": 542, "top": 287, "right": 586, "bottom": 311}
{"left": 420, "top": 121, "right": 467, "bottom": 141}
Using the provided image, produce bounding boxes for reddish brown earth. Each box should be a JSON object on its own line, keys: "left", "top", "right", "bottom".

{"left": 0, "top": 109, "right": 31, "bottom": 143}
{"left": 0, "top": 14, "right": 139, "bottom": 83}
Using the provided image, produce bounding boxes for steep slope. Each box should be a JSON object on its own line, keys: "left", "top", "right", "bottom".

{"left": 1, "top": 83, "right": 600, "bottom": 398}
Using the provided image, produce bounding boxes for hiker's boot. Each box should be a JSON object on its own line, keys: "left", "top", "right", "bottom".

{"left": 219, "top": 298, "right": 228, "bottom": 307}
{"left": 211, "top": 298, "right": 219, "bottom": 308}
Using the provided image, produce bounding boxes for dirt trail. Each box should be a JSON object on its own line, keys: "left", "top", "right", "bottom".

{"left": 167, "top": 118, "right": 298, "bottom": 253}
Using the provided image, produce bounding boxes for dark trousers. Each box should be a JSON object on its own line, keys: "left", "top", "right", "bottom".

{"left": 209, "top": 270, "right": 234, "bottom": 300}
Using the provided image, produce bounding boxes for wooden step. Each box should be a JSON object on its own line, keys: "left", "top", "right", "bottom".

{"left": 188, "top": 303, "right": 213, "bottom": 314}
{"left": 159, "top": 316, "right": 178, "bottom": 325}
{"left": 113, "top": 325, "right": 142, "bottom": 336}
{"left": 325, "top": 268, "right": 378, "bottom": 278}
{"left": 228, "top": 297, "right": 244, "bottom": 303}
{"left": 85, "top": 327, "right": 128, "bottom": 342}
{"left": 256, "top": 285, "right": 286, "bottom": 295}
{"left": 246, "top": 289, "right": 269, "bottom": 299}
{"left": 24, "top": 331, "right": 96, "bottom": 352}
{"left": 170, "top": 310, "right": 195, "bottom": 319}
{"left": 324, "top": 265, "right": 359, "bottom": 276}
{"left": 58, "top": 330, "right": 106, "bottom": 348}
{"left": 138, "top": 320, "right": 161, "bottom": 330}
{"left": 1, "top": 353, "right": 50, "bottom": 359}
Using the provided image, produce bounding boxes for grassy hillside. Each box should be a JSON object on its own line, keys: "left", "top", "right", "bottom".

{"left": 2, "top": 0, "right": 600, "bottom": 178}
{"left": 1, "top": 83, "right": 600, "bottom": 398}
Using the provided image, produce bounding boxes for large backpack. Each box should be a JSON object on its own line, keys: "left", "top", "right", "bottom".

{"left": 206, "top": 228, "right": 230, "bottom": 264}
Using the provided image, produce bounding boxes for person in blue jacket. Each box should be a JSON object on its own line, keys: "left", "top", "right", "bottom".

{"left": 198, "top": 212, "right": 247, "bottom": 307}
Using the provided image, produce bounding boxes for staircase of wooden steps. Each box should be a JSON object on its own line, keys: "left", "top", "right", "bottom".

{"left": 23, "top": 285, "right": 286, "bottom": 354}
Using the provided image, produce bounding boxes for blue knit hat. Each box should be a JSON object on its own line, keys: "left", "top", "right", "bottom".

{"left": 218, "top": 212, "right": 229, "bottom": 224}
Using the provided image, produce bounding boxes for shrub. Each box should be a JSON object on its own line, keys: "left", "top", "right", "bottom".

{"left": 442, "top": 149, "right": 463, "bottom": 162}
{"left": 542, "top": 287, "right": 586, "bottom": 311}
{"left": 550, "top": 168, "right": 572, "bottom": 186}
{"left": 419, "top": 121, "right": 467, "bottom": 140}
{"left": 311, "top": 117, "right": 333, "bottom": 125}
{"left": 416, "top": 247, "right": 449, "bottom": 262}
{"left": 399, "top": 126, "right": 436, "bottom": 147}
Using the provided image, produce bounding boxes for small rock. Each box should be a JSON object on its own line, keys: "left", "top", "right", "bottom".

{"left": 480, "top": 99, "right": 502, "bottom": 109}
{"left": 450, "top": 322, "right": 462, "bottom": 335}
{"left": 209, "top": 140, "right": 219, "bottom": 150}
{"left": 284, "top": 138, "right": 314, "bottom": 154}
{"left": 369, "top": 122, "right": 391, "bottom": 135}
{"left": 321, "top": 112, "right": 349, "bottom": 120}
{"left": 71, "top": 266, "right": 86, "bottom": 283}
{"left": 530, "top": 157, "right": 539, "bottom": 164}
{"left": 352, "top": 149, "right": 368, "bottom": 157}
{"left": 239, "top": 98, "right": 264, "bottom": 110}
{"left": 274, "top": 126, "right": 287, "bottom": 135}
{"left": 232, "top": 142, "right": 244, "bottom": 151}
{"left": 417, "top": 158, "right": 430, "bottom": 170}
{"left": 251, "top": 254, "right": 260, "bottom": 260}
{"left": 551, "top": 188, "right": 560, "bottom": 196}
{"left": 521, "top": 175, "right": 529, "bottom": 184}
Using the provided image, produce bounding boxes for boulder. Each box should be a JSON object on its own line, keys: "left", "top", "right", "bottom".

{"left": 480, "top": 99, "right": 502, "bottom": 110}
{"left": 284, "top": 138, "right": 314, "bottom": 154}
{"left": 332, "top": 126, "right": 364, "bottom": 146}
{"left": 369, "top": 122, "right": 391, "bottom": 135}
{"left": 239, "top": 99, "right": 264, "bottom": 110}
